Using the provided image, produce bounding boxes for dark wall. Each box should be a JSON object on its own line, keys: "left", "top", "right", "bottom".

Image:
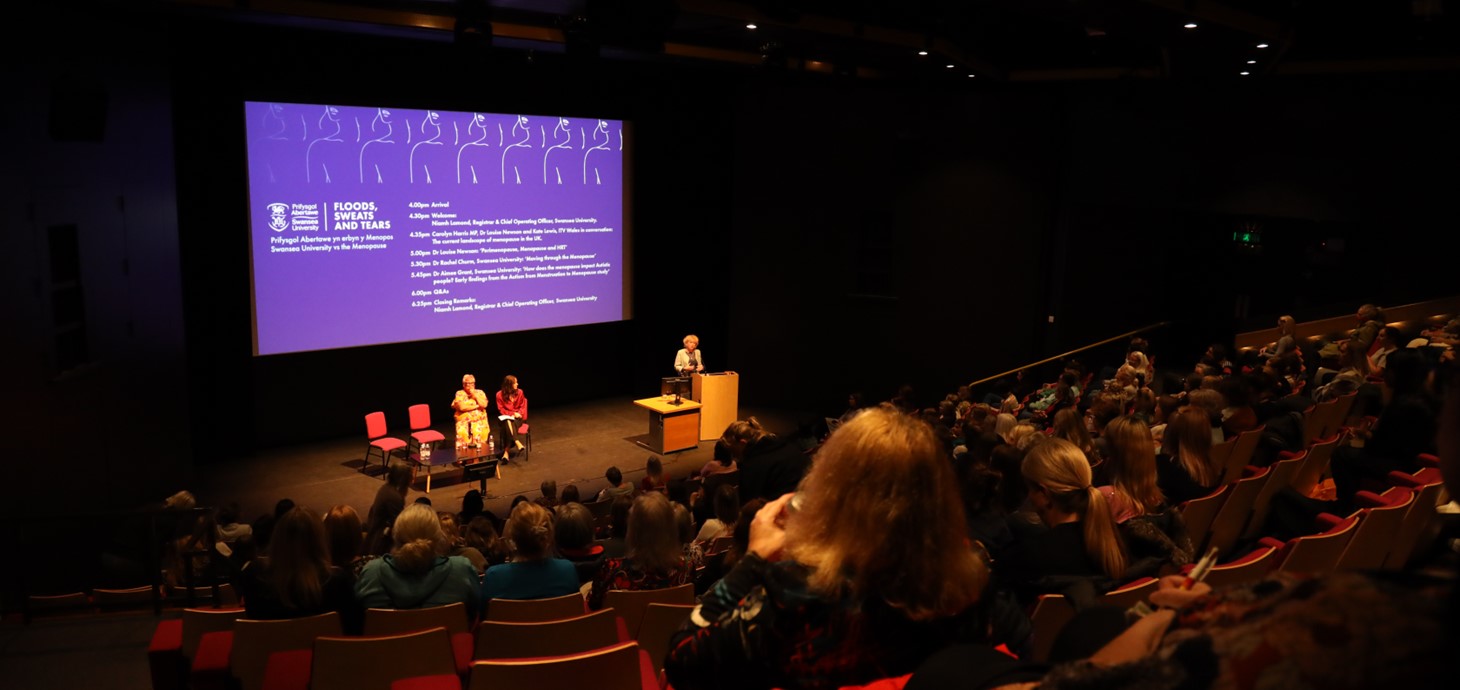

{"left": 726, "top": 81, "right": 1061, "bottom": 415}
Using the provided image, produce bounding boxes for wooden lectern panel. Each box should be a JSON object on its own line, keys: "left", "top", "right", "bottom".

{"left": 633, "top": 397, "right": 702, "bottom": 454}
{"left": 693, "top": 372, "right": 740, "bottom": 441}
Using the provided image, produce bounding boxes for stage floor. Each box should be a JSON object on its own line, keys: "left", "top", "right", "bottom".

{"left": 190, "top": 398, "right": 814, "bottom": 523}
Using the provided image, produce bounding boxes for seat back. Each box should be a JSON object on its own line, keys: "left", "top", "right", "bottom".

{"left": 467, "top": 641, "right": 645, "bottom": 690}
{"left": 1328, "top": 393, "right": 1358, "bottom": 435}
{"left": 1178, "top": 483, "right": 1232, "bottom": 555}
{"left": 702, "top": 469, "right": 740, "bottom": 494}
{"left": 1384, "top": 469, "right": 1448, "bottom": 570}
{"left": 1202, "top": 545, "right": 1279, "bottom": 589}
{"left": 93, "top": 585, "right": 156, "bottom": 609}
{"left": 635, "top": 603, "right": 695, "bottom": 671}
{"left": 232, "top": 612, "right": 342, "bottom": 690}
{"left": 1337, "top": 489, "right": 1415, "bottom": 571}
{"left": 1223, "top": 425, "right": 1265, "bottom": 484}
{"left": 485, "top": 592, "right": 586, "bottom": 623}
{"left": 408, "top": 404, "right": 433, "bottom": 432}
{"left": 312, "top": 627, "right": 457, "bottom": 690}
{"left": 602, "top": 583, "right": 695, "bottom": 638}
{"left": 364, "top": 602, "right": 471, "bottom": 636}
{"left": 1302, "top": 400, "right": 1338, "bottom": 447}
{"left": 1243, "top": 451, "right": 1306, "bottom": 540}
{"left": 365, "top": 411, "right": 389, "bottom": 440}
{"left": 474, "top": 608, "right": 621, "bottom": 660}
{"left": 182, "top": 607, "right": 245, "bottom": 660}
{"left": 1027, "top": 578, "right": 1157, "bottom": 663}
{"left": 704, "top": 535, "right": 735, "bottom": 556}
{"left": 1275, "top": 515, "right": 1360, "bottom": 575}
{"left": 1206, "top": 466, "right": 1271, "bottom": 559}
{"left": 1292, "top": 433, "right": 1342, "bottom": 498}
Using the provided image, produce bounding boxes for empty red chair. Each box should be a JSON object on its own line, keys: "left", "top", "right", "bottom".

{"left": 365, "top": 411, "right": 408, "bottom": 475}
{"left": 408, "top": 404, "right": 446, "bottom": 454}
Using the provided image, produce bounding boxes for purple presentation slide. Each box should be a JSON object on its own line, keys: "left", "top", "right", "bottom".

{"left": 244, "top": 102, "right": 628, "bottom": 356}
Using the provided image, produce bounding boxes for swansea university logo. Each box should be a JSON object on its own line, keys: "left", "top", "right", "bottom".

{"left": 267, "top": 203, "right": 288, "bottom": 232}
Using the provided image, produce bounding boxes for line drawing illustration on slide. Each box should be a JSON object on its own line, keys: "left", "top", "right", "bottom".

{"left": 457, "top": 112, "right": 491, "bottom": 183}
{"left": 305, "top": 105, "right": 344, "bottom": 183}
{"left": 258, "top": 103, "right": 289, "bottom": 183}
{"left": 583, "top": 119, "right": 610, "bottom": 184}
{"left": 410, "top": 110, "right": 444, "bottom": 183}
{"left": 501, "top": 114, "right": 531, "bottom": 184}
{"left": 543, "top": 117, "right": 571, "bottom": 184}
{"left": 359, "top": 108, "right": 395, "bottom": 183}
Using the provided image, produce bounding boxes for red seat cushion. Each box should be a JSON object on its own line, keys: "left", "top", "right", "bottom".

{"left": 451, "top": 631, "right": 473, "bottom": 676}
{"left": 373, "top": 437, "right": 408, "bottom": 452}
{"left": 261, "top": 649, "right": 313, "bottom": 690}
{"left": 413, "top": 430, "right": 446, "bottom": 444}
{"left": 189, "top": 630, "right": 234, "bottom": 690}
{"left": 148, "top": 619, "right": 184, "bottom": 690}
{"left": 516, "top": 423, "right": 529, "bottom": 435}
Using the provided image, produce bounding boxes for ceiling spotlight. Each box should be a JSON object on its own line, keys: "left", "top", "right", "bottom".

{"left": 1256, "top": 43, "right": 1269, "bottom": 49}
{"left": 1247, "top": 60, "right": 1257, "bottom": 64}
{"left": 946, "top": 64, "right": 955, "bottom": 69}
{"left": 746, "top": 23, "right": 757, "bottom": 30}
{"left": 968, "top": 74, "right": 976, "bottom": 78}
{"left": 917, "top": 50, "right": 928, "bottom": 56}
{"left": 1184, "top": 23, "right": 1198, "bottom": 29}
{"left": 1240, "top": 71, "right": 1251, "bottom": 76}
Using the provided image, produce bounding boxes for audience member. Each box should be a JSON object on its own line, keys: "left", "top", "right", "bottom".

{"left": 1097, "top": 417, "right": 1167, "bottom": 523}
{"left": 238, "top": 506, "right": 362, "bottom": 633}
{"left": 698, "top": 439, "right": 737, "bottom": 478}
{"left": 600, "top": 495, "right": 633, "bottom": 558}
{"left": 555, "top": 502, "right": 606, "bottom": 583}
{"left": 560, "top": 484, "right": 581, "bottom": 504}
{"left": 535, "top": 479, "right": 559, "bottom": 510}
{"left": 462, "top": 516, "right": 510, "bottom": 568}
{"left": 437, "top": 512, "right": 485, "bottom": 573}
{"left": 665, "top": 408, "right": 990, "bottom": 690}
{"left": 595, "top": 466, "right": 634, "bottom": 502}
{"left": 1156, "top": 406, "right": 1220, "bottom": 504}
{"left": 215, "top": 502, "right": 252, "bottom": 544}
{"left": 355, "top": 503, "right": 480, "bottom": 614}
{"left": 322, "top": 505, "right": 366, "bottom": 573}
{"left": 364, "top": 463, "right": 412, "bottom": 555}
{"left": 641, "top": 456, "right": 667, "bottom": 492}
{"left": 725, "top": 417, "right": 811, "bottom": 503}
{"left": 694, "top": 485, "right": 740, "bottom": 544}
{"left": 589, "top": 492, "right": 701, "bottom": 610}
{"left": 480, "top": 501, "right": 580, "bottom": 602}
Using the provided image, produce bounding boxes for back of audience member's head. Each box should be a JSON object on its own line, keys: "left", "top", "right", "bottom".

{"left": 1386, "top": 348, "right": 1430, "bottom": 396}
{"left": 727, "top": 498, "right": 768, "bottom": 568}
{"left": 1006, "top": 423, "right": 1041, "bottom": 451}
{"left": 1216, "top": 376, "right": 1253, "bottom": 408}
{"left": 666, "top": 477, "right": 691, "bottom": 510}
{"left": 605, "top": 465, "right": 623, "bottom": 487}
{"left": 510, "top": 495, "right": 530, "bottom": 511}
{"left": 506, "top": 501, "right": 554, "bottom": 560}
{"left": 785, "top": 407, "right": 986, "bottom": 619}
{"left": 460, "top": 490, "right": 484, "bottom": 522}
{"left": 720, "top": 417, "right": 769, "bottom": 452}
{"left": 554, "top": 502, "right": 595, "bottom": 552}
{"left": 1187, "top": 388, "right": 1225, "bottom": 419}
{"left": 645, "top": 456, "right": 664, "bottom": 481}
{"left": 540, "top": 479, "right": 558, "bottom": 500}
{"left": 323, "top": 504, "right": 362, "bottom": 568}
{"left": 628, "top": 492, "right": 683, "bottom": 575}
{"left": 1102, "top": 417, "right": 1165, "bottom": 516}
{"left": 274, "top": 499, "right": 296, "bottom": 520}
{"left": 968, "top": 432, "right": 1005, "bottom": 466}
{"left": 463, "top": 516, "right": 503, "bottom": 559}
{"left": 217, "top": 502, "right": 241, "bottom": 526}
{"left": 609, "top": 494, "right": 632, "bottom": 539}
{"left": 672, "top": 502, "right": 695, "bottom": 544}
{"left": 414, "top": 496, "right": 433, "bottom": 507}
{"left": 437, "top": 512, "right": 463, "bottom": 544}
{"left": 712, "top": 438, "right": 734, "bottom": 465}
{"left": 1165, "top": 406, "right": 1218, "bottom": 486}
{"left": 1022, "top": 438, "right": 1126, "bottom": 581}
{"left": 386, "top": 462, "right": 413, "bottom": 492}
{"left": 1050, "top": 407, "right": 1094, "bottom": 457}
{"left": 560, "top": 484, "right": 581, "bottom": 504}
{"left": 269, "top": 507, "right": 331, "bottom": 610}
{"left": 391, "top": 503, "right": 448, "bottom": 573}
{"left": 712, "top": 485, "right": 741, "bottom": 525}
{"left": 992, "top": 413, "right": 1018, "bottom": 441}
{"left": 990, "top": 445, "right": 1028, "bottom": 514}
{"left": 1093, "top": 394, "right": 1127, "bottom": 430}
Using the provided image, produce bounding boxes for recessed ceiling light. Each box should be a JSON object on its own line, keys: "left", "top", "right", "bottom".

{"left": 968, "top": 74, "right": 976, "bottom": 78}
{"left": 1240, "top": 71, "right": 1251, "bottom": 76}
{"left": 946, "top": 64, "right": 955, "bottom": 69}
{"left": 1256, "top": 43, "right": 1269, "bottom": 49}
{"left": 1184, "top": 23, "right": 1198, "bottom": 29}
{"left": 746, "top": 23, "right": 757, "bottom": 30}
{"left": 917, "top": 50, "right": 928, "bottom": 56}
{"left": 1247, "top": 60, "right": 1257, "bottom": 64}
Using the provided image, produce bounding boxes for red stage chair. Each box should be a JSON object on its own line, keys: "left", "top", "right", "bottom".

{"left": 408, "top": 404, "right": 447, "bottom": 455}
{"left": 365, "top": 411, "right": 408, "bottom": 475}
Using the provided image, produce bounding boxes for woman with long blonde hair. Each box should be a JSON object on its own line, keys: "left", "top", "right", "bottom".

{"left": 1099, "top": 416, "right": 1167, "bottom": 523}
{"left": 666, "top": 408, "right": 989, "bottom": 690}
{"left": 354, "top": 503, "right": 481, "bottom": 613}
{"left": 1158, "top": 406, "right": 1221, "bottom": 504}
{"left": 1000, "top": 438, "right": 1127, "bottom": 604}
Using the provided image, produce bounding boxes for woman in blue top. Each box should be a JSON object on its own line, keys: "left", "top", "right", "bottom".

{"left": 355, "top": 503, "right": 480, "bottom": 614}
{"left": 481, "top": 501, "right": 581, "bottom": 602}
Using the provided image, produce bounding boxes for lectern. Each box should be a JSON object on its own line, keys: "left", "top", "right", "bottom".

{"left": 692, "top": 372, "right": 740, "bottom": 441}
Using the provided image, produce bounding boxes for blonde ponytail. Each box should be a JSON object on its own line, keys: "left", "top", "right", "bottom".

{"left": 1082, "top": 486, "right": 1127, "bottom": 581}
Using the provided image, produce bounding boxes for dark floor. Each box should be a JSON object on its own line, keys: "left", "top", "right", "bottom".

{"left": 189, "top": 398, "right": 813, "bottom": 523}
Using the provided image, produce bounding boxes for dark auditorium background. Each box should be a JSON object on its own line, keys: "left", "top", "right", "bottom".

{"left": 4, "top": 2, "right": 1459, "bottom": 516}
